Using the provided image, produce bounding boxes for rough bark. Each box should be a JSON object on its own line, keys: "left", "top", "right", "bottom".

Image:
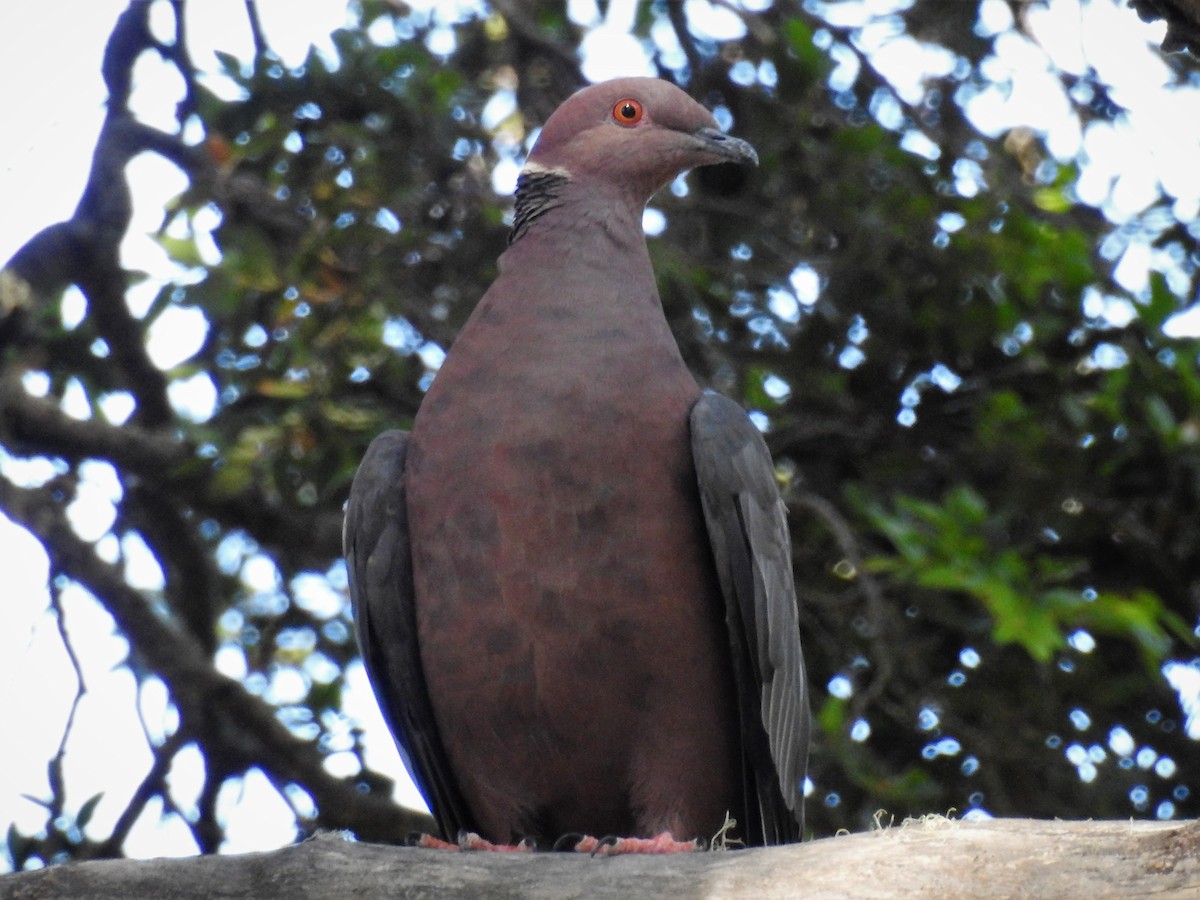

{"left": 2, "top": 818, "right": 1197, "bottom": 899}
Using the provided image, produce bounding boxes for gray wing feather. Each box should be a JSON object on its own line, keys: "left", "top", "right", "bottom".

{"left": 343, "top": 429, "right": 473, "bottom": 839}
{"left": 691, "top": 391, "right": 809, "bottom": 844}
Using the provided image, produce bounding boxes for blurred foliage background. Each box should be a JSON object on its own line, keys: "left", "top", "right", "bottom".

{"left": 2, "top": 0, "right": 1199, "bottom": 867}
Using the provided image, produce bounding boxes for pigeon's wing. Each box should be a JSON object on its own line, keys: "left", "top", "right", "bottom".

{"left": 344, "top": 429, "right": 474, "bottom": 839}
{"left": 691, "top": 391, "right": 809, "bottom": 844}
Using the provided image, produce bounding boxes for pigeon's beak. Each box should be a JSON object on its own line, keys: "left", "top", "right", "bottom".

{"left": 692, "top": 127, "right": 759, "bottom": 166}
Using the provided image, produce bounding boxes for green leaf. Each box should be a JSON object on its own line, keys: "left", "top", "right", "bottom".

{"left": 255, "top": 378, "right": 312, "bottom": 400}
{"left": 784, "top": 18, "right": 825, "bottom": 80}
{"left": 1141, "top": 271, "right": 1179, "bottom": 332}
{"left": 1033, "top": 185, "right": 1072, "bottom": 213}
{"left": 816, "top": 695, "right": 847, "bottom": 736}
{"left": 1145, "top": 394, "right": 1176, "bottom": 437}
{"left": 156, "top": 234, "right": 207, "bottom": 268}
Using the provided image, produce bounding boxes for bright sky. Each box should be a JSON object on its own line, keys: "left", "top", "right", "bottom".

{"left": 1, "top": 0, "right": 1198, "bottom": 867}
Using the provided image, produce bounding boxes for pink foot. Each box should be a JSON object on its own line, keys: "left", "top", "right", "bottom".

{"left": 458, "top": 832, "right": 534, "bottom": 852}
{"left": 412, "top": 832, "right": 533, "bottom": 852}
{"left": 574, "top": 831, "right": 704, "bottom": 856}
{"left": 413, "top": 833, "right": 461, "bottom": 851}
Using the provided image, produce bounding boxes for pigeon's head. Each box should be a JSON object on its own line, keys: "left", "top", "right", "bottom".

{"left": 522, "top": 77, "right": 757, "bottom": 201}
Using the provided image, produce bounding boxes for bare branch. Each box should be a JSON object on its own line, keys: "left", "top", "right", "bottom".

{"left": 4, "top": 819, "right": 1199, "bottom": 898}
{"left": 667, "top": 1, "right": 704, "bottom": 82}
{"left": 1129, "top": 0, "right": 1200, "bottom": 54}
{"left": 0, "top": 377, "right": 344, "bottom": 566}
{"left": 0, "top": 476, "right": 436, "bottom": 844}
{"left": 789, "top": 490, "right": 897, "bottom": 716}
{"left": 93, "top": 730, "right": 191, "bottom": 858}
{"left": 490, "top": 0, "right": 583, "bottom": 82}
{"left": 244, "top": 0, "right": 268, "bottom": 58}
{"left": 44, "top": 579, "right": 88, "bottom": 827}
{"left": 166, "top": 0, "right": 201, "bottom": 121}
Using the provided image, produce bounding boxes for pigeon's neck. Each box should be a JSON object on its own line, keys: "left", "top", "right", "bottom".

{"left": 467, "top": 167, "right": 676, "bottom": 362}
{"left": 507, "top": 165, "right": 649, "bottom": 258}
{"left": 438, "top": 163, "right": 696, "bottom": 412}
{"left": 509, "top": 167, "right": 570, "bottom": 245}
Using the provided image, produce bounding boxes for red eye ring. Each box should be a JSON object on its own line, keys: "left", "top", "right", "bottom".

{"left": 612, "top": 98, "right": 644, "bottom": 126}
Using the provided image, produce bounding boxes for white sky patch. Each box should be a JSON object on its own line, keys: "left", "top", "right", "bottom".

{"left": 580, "top": 27, "right": 654, "bottom": 82}
{"left": 165, "top": 742, "right": 205, "bottom": 814}
{"left": 181, "top": 0, "right": 257, "bottom": 69}
{"left": 971, "top": 31, "right": 1080, "bottom": 156}
{"left": 241, "top": 554, "right": 282, "bottom": 593}
{"left": 976, "top": 0, "right": 1014, "bottom": 37}
{"left": 1031, "top": 0, "right": 1198, "bottom": 215}
{"left": 342, "top": 661, "right": 431, "bottom": 813}
{"left": 567, "top": 0, "right": 601, "bottom": 26}
{"left": 41, "top": 584, "right": 156, "bottom": 843}
{"left": 292, "top": 573, "right": 345, "bottom": 618}
{"left": 59, "top": 378, "right": 91, "bottom": 421}
{"left": 1164, "top": 662, "right": 1200, "bottom": 740}
{"left": 0, "top": 0, "right": 127, "bottom": 265}
{"left": 643, "top": 207, "right": 666, "bottom": 236}
{"left": 1164, "top": 305, "right": 1200, "bottom": 338}
{"left": 147, "top": 305, "right": 209, "bottom": 369}
{"left": 481, "top": 89, "right": 517, "bottom": 129}
{"left": 188, "top": 0, "right": 347, "bottom": 72}
{"left": 99, "top": 391, "right": 137, "bottom": 425}
{"left": 683, "top": 0, "right": 747, "bottom": 41}
{"left": 425, "top": 27, "right": 457, "bottom": 59}
{"left": 1083, "top": 290, "right": 1136, "bottom": 328}
{"left": 60, "top": 286, "right": 88, "bottom": 329}
{"left": 123, "top": 796, "right": 200, "bottom": 859}
{"left": 491, "top": 156, "right": 520, "bottom": 195}
{"left": 579, "top": 0, "right": 653, "bottom": 82}
{"left": 1079, "top": 0, "right": 1169, "bottom": 98}
{"left": 868, "top": 34, "right": 958, "bottom": 106}
{"left": 122, "top": 532, "right": 167, "bottom": 591}
{"left": 817, "top": 0, "right": 910, "bottom": 30}
{"left": 128, "top": 50, "right": 188, "bottom": 132}
{"left": 789, "top": 263, "right": 822, "bottom": 305}
{"left": 650, "top": 16, "right": 687, "bottom": 71}
{"left": 1113, "top": 239, "right": 1153, "bottom": 295}
{"left": 121, "top": 153, "right": 191, "bottom": 274}
{"left": 263, "top": 666, "right": 309, "bottom": 705}
{"left": 900, "top": 129, "right": 940, "bottom": 160}
{"left": 0, "top": 519, "right": 63, "bottom": 835}
{"left": 168, "top": 372, "right": 218, "bottom": 422}
{"left": 69, "top": 665, "right": 156, "bottom": 840}
{"left": 137, "top": 676, "right": 177, "bottom": 746}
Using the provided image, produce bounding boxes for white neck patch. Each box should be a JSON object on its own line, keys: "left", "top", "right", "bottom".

{"left": 521, "top": 161, "right": 572, "bottom": 178}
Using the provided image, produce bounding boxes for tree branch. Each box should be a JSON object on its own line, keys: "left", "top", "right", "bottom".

{"left": 789, "top": 489, "right": 898, "bottom": 718}
{"left": 3, "top": 818, "right": 1197, "bottom": 898}
{"left": 0, "top": 376, "right": 344, "bottom": 566}
{"left": 490, "top": 0, "right": 583, "bottom": 81}
{"left": 1130, "top": 0, "right": 1200, "bottom": 54}
{"left": 667, "top": 1, "right": 704, "bottom": 82}
{"left": 0, "top": 0, "right": 217, "bottom": 427}
{"left": 243, "top": 0, "right": 268, "bottom": 58}
{"left": 93, "top": 730, "right": 191, "bottom": 859}
{"left": 0, "top": 476, "right": 435, "bottom": 846}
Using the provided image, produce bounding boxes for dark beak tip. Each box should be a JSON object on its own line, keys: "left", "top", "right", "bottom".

{"left": 694, "top": 127, "right": 759, "bottom": 167}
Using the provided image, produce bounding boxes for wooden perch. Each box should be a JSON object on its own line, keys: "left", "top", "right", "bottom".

{"left": 3, "top": 818, "right": 1197, "bottom": 899}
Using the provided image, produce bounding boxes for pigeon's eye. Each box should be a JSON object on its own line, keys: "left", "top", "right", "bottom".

{"left": 612, "top": 99, "right": 644, "bottom": 126}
